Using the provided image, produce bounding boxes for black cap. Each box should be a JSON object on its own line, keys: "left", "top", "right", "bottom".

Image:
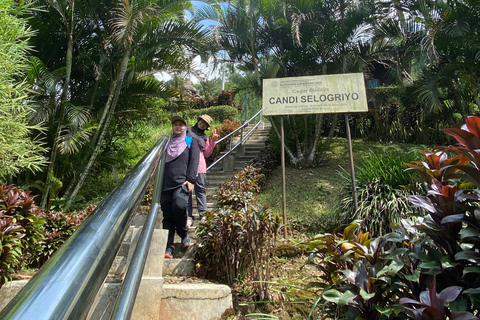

{"left": 171, "top": 115, "right": 187, "bottom": 125}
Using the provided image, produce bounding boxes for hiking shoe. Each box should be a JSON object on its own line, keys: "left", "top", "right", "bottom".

{"left": 164, "top": 248, "right": 173, "bottom": 259}
{"left": 182, "top": 235, "right": 191, "bottom": 247}
{"left": 186, "top": 217, "right": 193, "bottom": 228}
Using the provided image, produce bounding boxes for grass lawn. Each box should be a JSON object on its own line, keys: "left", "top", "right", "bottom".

{"left": 257, "top": 137, "right": 421, "bottom": 235}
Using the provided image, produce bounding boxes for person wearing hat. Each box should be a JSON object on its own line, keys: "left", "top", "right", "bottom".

{"left": 186, "top": 114, "right": 219, "bottom": 223}
{"left": 162, "top": 115, "right": 200, "bottom": 259}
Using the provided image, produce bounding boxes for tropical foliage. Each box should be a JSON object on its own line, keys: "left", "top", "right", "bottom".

{"left": 339, "top": 150, "right": 419, "bottom": 236}
{"left": 0, "top": 0, "right": 46, "bottom": 180}
{"left": 2, "top": 0, "right": 479, "bottom": 207}
{"left": 0, "top": 183, "right": 94, "bottom": 287}
{"left": 194, "top": 0, "right": 480, "bottom": 167}
{"left": 0, "top": 184, "right": 43, "bottom": 285}
{"left": 16, "top": 0, "right": 213, "bottom": 209}
{"left": 298, "top": 116, "right": 480, "bottom": 319}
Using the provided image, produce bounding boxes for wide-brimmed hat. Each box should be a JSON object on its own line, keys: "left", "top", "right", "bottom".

{"left": 171, "top": 115, "right": 187, "bottom": 126}
{"left": 197, "top": 114, "right": 213, "bottom": 130}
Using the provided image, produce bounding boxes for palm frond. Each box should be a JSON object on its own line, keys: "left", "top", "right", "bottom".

{"left": 58, "top": 122, "right": 97, "bottom": 154}
{"left": 415, "top": 71, "right": 442, "bottom": 112}
{"left": 29, "top": 101, "right": 55, "bottom": 125}
{"left": 121, "top": 77, "right": 178, "bottom": 100}
{"left": 192, "top": 2, "right": 221, "bottom": 23}
{"left": 64, "top": 103, "right": 92, "bottom": 128}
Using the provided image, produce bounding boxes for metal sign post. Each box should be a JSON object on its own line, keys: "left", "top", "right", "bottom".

{"left": 280, "top": 116, "right": 287, "bottom": 238}
{"left": 345, "top": 114, "right": 358, "bottom": 212}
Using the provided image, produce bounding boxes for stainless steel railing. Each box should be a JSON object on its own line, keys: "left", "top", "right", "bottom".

{"left": 207, "top": 108, "right": 263, "bottom": 171}
{"left": 0, "top": 135, "right": 170, "bottom": 320}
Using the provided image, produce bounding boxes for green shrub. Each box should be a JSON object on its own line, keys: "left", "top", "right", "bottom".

{"left": 0, "top": 216, "right": 24, "bottom": 285}
{"left": 0, "top": 183, "right": 95, "bottom": 286}
{"left": 216, "top": 90, "right": 237, "bottom": 107}
{"left": 196, "top": 204, "right": 279, "bottom": 298}
{"left": 0, "top": 0, "right": 47, "bottom": 179}
{"left": 217, "top": 165, "right": 265, "bottom": 210}
{"left": 78, "top": 170, "right": 125, "bottom": 205}
{"left": 188, "top": 90, "right": 239, "bottom": 110}
{"left": 187, "top": 105, "right": 238, "bottom": 122}
{"left": 0, "top": 184, "right": 44, "bottom": 285}
{"left": 247, "top": 140, "right": 279, "bottom": 175}
{"left": 196, "top": 144, "right": 280, "bottom": 300}
{"left": 338, "top": 150, "right": 418, "bottom": 236}
{"left": 299, "top": 217, "right": 479, "bottom": 319}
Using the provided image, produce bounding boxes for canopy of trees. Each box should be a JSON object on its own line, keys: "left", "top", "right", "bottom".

{"left": 3, "top": 0, "right": 480, "bottom": 206}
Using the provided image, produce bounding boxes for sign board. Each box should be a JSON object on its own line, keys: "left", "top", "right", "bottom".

{"left": 262, "top": 73, "right": 368, "bottom": 116}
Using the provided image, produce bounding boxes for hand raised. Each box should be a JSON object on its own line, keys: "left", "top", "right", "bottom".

{"left": 211, "top": 128, "right": 219, "bottom": 142}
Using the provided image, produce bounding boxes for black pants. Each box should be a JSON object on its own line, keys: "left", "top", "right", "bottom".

{"left": 161, "top": 186, "right": 189, "bottom": 251}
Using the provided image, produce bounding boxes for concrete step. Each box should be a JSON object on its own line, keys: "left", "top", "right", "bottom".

{"left": 190, "top": 198, "right": 216, "bottom": 208}
{"left": 233, "top": 135, "right": 268, "bottom": 142}
{"left": 243, "top": 150, "right": 265, "bottom": 156}
{"left": 205, "top": 177, "right": 234, "bottom": 185}
{"left": 242, "top": 143, "right": 266, "bottom": 149}
{"left": 163, "top": 243, "right": 197, "bottom": 276}
{"left": 159, "top": 280, "right": 233, "bottom": 320}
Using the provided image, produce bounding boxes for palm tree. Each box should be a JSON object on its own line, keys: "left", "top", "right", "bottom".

{"left": 64, "top": 0, "right": 212, "bottom": 207}
{"left": 374, "top": 0, "right": 480, "bottom": 142}
{"left": 26, "top": 0, "right": 101, "bottom": 207}
{"left": 194, "top": 0, "right": 275, "bottom": 85}
{"left": 27, "top": 57, "right": 96, "bottom": 207}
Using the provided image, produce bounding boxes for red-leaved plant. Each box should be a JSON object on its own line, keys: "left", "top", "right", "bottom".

{"left": 0, "top": 184, "right": 44, "bottom": 285}
{"left": 298, "top": 117, "right": 480, "bottom": 319}
{"left": 400, "top": 278, "right": 477, "bottom": 320}
{"left": 406, "top": 116, "right": 480, "bottom": 316}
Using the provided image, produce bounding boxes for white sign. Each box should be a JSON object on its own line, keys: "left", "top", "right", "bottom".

{"left": 262, "top": 73, "right": 368, "bottom": 116}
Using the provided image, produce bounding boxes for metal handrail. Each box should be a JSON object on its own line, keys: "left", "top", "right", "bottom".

{"left": 0, "top": 135, "right": 170, "bottom": 320}
{"left": 110, "top": 151, "right": 167, "bottom": 319}
{"left": 207, "top": 108, "right": 263, "bottom": 171}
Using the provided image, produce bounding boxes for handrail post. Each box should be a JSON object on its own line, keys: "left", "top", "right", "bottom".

{"left": 240, "top": 126, "right": 244, "bottom": 146}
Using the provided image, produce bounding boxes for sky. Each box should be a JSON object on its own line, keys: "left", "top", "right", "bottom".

{"left": 154, "top": 55, "right": 224, "bottom": 84}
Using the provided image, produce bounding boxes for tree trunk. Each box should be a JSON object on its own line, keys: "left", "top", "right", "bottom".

{"left": 65, "top": 46, "right": 132, "bottom": 208}
{"left": 307, "top": 114, "right": 325, "bottom": 164}
{"left": 268, "top": 117, "right": 299, "bottom": 166}
{"left": 89, "top": 53, "right": 106, "bottom": 108}
{"left": 325, "top": 114, "right": 339, "bottom": 147}
{"left": 41, "top": 4, "right": 75, "bottom": 208}
{"left": 287, "top": 116, "right": 304, "bottom": 161}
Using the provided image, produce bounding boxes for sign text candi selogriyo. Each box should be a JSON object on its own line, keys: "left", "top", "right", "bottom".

{"left": 262, "top": 73, "right": 368, "bottom": 116}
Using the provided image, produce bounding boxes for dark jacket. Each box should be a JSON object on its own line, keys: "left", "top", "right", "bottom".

{"left": 187, "top": 125, "right": 207, "bottom": 151}
{"left": 162, "top": 140, "right": 199, "bottom": 191}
